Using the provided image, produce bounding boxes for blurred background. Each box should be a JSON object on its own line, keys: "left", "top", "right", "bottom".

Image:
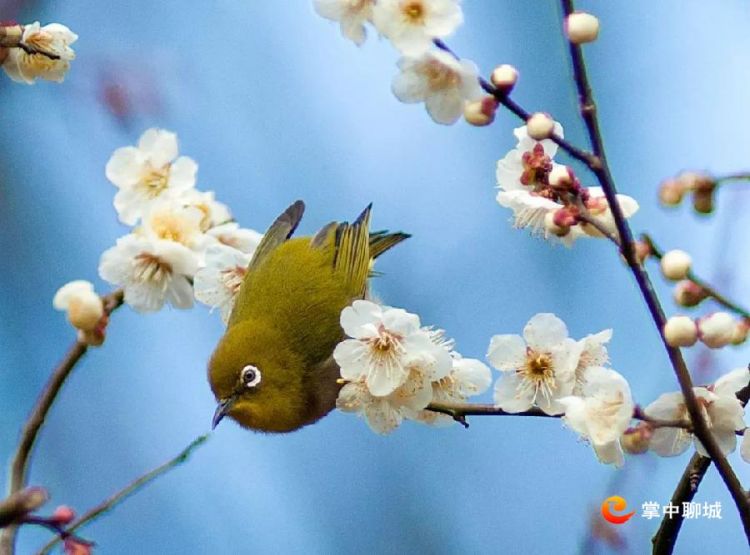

{"left": 1, "top": 0, "right": 749, "bottom": 553}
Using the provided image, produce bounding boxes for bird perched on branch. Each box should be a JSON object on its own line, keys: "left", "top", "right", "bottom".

{"left": 208, "top": 200, "right": 409, "bottom": 432}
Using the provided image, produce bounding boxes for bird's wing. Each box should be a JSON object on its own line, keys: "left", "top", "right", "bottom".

{"left": 227, "top": 200, "right": 304, "bottom": 328}
{"left": 246, "top": 200, "right": 305, "bottom": 274}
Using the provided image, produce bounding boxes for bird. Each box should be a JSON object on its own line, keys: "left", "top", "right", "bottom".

{"left": 208, "top": 200, "right": 409, "bottom": 432}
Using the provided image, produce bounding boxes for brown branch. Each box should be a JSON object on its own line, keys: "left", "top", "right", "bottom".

{"left": 38, "top": 434, "right": 210, "bottom": 555}
{"left": 641, "top": 234, "right": 750, "bottom": 320}
{"left": 425, "top": 402, "right": 691, "bottom": 431}
{"left": 0, "top": 290, "right": 124, "bottom": 555}
{"left": 558, "top": 0, "right": 750, "bottom": 542}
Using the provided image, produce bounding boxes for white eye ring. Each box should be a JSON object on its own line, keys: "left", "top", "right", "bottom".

{"left": 241, "top": 365, "right": 262, "bottom": 388}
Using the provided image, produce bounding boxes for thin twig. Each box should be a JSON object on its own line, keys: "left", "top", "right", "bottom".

{"left": 0, "top": 290, "right": 124, "bottom": 555}
{"left": 425, "top": 402, "right": 691, "bottom": 431}
{"left": 558, "top": 0, "right": 750, "bottom": 542}
{"left": 641, "top": 234, "right": 750, "bottom": 319}
{"left": 37, "top": 434, "right": 210, "bottom": 555}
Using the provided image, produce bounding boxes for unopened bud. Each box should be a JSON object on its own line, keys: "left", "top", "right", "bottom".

{"left": 463, "top": 96, "right": 498, "bottom": 126}
{"left": 490, "top": 64, "right": 518, "bottom": 92}
{"left": 51, "top": 505, "right": 76, "bottom": 525}
{"left": 67, "top": 294, "right": 104, "bottom": 332}
{"left": 544, "top": 211, "right": 570, "bottom": 237}
{"left": 692, "top": 189, "right": 714, "bottom": 214}
{"left": 676, "top": 171, "right": 713, "bottom": 192}
{"left": 660, "top": 249, "right": 692, "bottom": 281}
{"left": 698, "top": 312, "right": 735, "bottom": 349}
{"left": 664, "top": 316, "right": 698, "bottom": 347}
{"left": 731, "top": 319, "right": 750, "bottom": 346}
{"left": 565, "top": 12, "right": 600, "bottom": 44}
{"left": 621, "top": 424, "right": 651, "bottom": 455}
{"left": 526, "top": 112, "right": 555, "bottom": 140}
{"left": 548, "top": 165, "right": 572, "bottom": 189}
{"left": 77, "top": 328, "right": 105, "bottom": 347}
{"left": 633, "top": 240, "right": 652, "bottom": 265}
{"left": 658, "top": 179, "right": 684, "bottom": 206}
{"left": 673, "top": 280, "right": 707, "bottom": 307}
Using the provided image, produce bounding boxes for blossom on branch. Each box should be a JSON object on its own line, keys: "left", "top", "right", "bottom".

{"left": 2, "top": 22, "right": 77, "bottom": 84}
{"left": 314, "top": 0, "right": 375, "bottom": 46}
{"left": 645, "top": 367, "right": 748, "bottom": 457}
{"left": 559, "top": 366, "right": 634, "bottom": 467}
{"left": 496, "top": 123, "right": 639, "bottom": 244}
{"left": 488, "top": 313, "right": 581, "bottom": 415}
{"left": 194, "top": 245, "right": 253, "bottom": 324}
{"left": 105, "top": 128, "right": 198, "bottom": 225}
{"left": 373, "top": 0, "right": 463, "bottom": 55}
{"left": 391, "top": 49, "right": 481, "bottom": 124}
{"left": 99, "top": 234, "right": 198, "bottom": 312}
{"left": 334, "top": 300, "right": 451, "bottom": 396}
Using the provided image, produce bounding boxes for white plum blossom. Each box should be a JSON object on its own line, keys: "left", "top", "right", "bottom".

{"left": 391, "top": 49, "right": 482, "bottom": 124}
{"left": 495, "top": 123, "right": 639, "bottom": 243}
{"left": 742, "top": 430, "right": 750, "bottom": 464}
{"left": 334, "top": 300, "right": 452, "bottom": 396}
{"left": 496, "top": 123, "right": 564, "bottom": 193}
{"left": 573, "top": 329, "right": 612, "bottom": 394}
{"left": 646, "top": 368, "right": 748, "bottom": 457}
{"left": 416, "top": 355, "right": 492, "bottom": 426}
{"left": 206, "top": 222, "right": 263, "bottom": 254}
{"left": 373, "top": 0, "right": 463, "bottom": 55}
{"left": 314, "top": 0, "right": 375, "bottom": 46}
{"left": 138, "top": 200, "right": 208, "bottom": 254}
{"left": 3, "top": 22, "right": 77, "bottom": 84}
{"left": 488, "top": 313, "right": 582, "bottom": 415}
{"left": 559, "top": 367, "right": 634, "bottom": 467}
{"left": 99, "top": 234, "right": 199, "bottom": 313}
{"left": 193, "top": 245, "right": 253, "bottom": 324}
{"left": 105, "top": 128, "right": 198, "bottom": 225}
{"left": 52, "top": 280, "right": 96, "bottom": 311}
{"left": 179, "top": 189, "right": 233, "bottom": 232}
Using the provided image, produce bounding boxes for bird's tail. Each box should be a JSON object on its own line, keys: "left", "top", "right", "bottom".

{"left": 368, "top": 230, "right": 411, "bottom": 259}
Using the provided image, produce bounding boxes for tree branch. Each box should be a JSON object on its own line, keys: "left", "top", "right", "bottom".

{"left": 0, "top": 290, "right": 124, "bottom": 555}
{"left": 0, "top": 489, "right": 48, "bottom": 529}
{"left": 558, "top": 0, "right": 750, "bottom": 543}
{"left": 38, "top": 434, "right": 210, "bottom": 555}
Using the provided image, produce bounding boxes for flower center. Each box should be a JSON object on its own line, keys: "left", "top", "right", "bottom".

{"left": 133, "top": 253, "right": 172, "bottom": 285}
{"left": 139, "top": 165, "right": 171, "bottom": 199}
{"left": 518, "top": 350, "right": 556, "bottom": 402}
{"left": 221, "top": 266, "right": 246, "bottom": 295}
{"left": 148, "top": 213, "right": 192, "bottom": 245}
{"left": 520, "top": 143, "right": 553, "bottom": 187}
{"left": 423, "top": 59, "right": 459, "bottom": 90}
{"left": 402, "top": 1, "right": 426, "bottom": 24}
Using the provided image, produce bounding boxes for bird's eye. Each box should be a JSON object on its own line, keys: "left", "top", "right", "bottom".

{"left": 241, "top": 364, "right": 261, "bottom": 388}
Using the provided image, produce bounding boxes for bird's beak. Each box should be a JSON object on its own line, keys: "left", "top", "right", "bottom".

{"left": 212, "top": 395, "right": 237, "bottom": 429}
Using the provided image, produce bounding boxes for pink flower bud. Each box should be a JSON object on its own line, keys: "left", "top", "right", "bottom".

{"left": 51, "top": 505, "right": 75, "bottom": 525}
{"left": 673, "top": 280, "right": 707, "bottom": 307}
{"left": 490, "top": 64, "right": 518, "bottom": 93}
{"left": 463, "top": 96, "right": 498, "bottom": 126}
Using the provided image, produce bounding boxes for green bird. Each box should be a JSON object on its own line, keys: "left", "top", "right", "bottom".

{"left": 208, "top": 200, "right": 408, "bottom": 432}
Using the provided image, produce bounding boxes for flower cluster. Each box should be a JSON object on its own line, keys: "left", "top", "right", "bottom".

{"left": 1, "top": 22, "right": 77, "bottom": 84}
{"left": 488, "top": 313, "right": 633, "bottom": 466}
{"left": 496, "top": 123, "right": 639, "bottom": 245}
{"left": 334, "top": 300, "right": 491, "bottom": 433}
{"left": 314, "top": 0, "right": 482, "bottom": 124}
{"left": 645, "top": 367, "right": 750, "bottom": 461}
{"left": 98, "top": 128, "right": 262, "bottom": 317}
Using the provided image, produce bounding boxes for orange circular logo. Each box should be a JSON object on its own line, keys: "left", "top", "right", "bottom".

{"left": 601, "top": 495, "right": 635, "bottom": 524}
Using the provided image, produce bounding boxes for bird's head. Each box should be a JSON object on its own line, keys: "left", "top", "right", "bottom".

{"left": 208, "top": 319, "right": 308, "bottom": 433}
